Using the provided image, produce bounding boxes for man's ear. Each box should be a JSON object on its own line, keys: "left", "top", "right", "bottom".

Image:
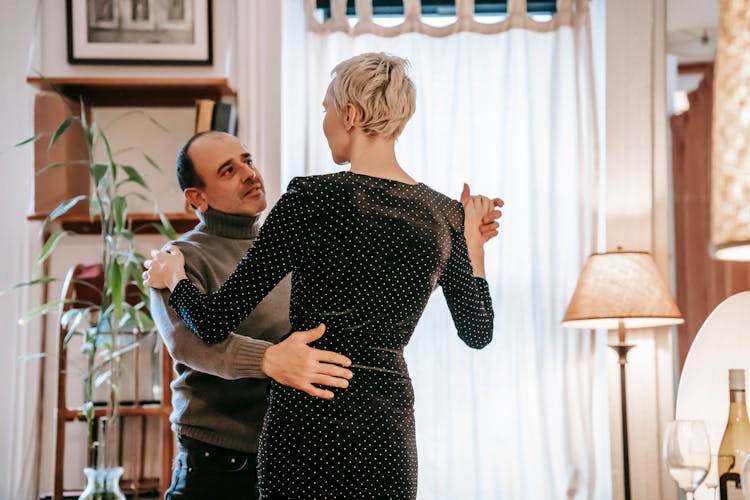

{"left": 344, "top": 103, "right": 361, "bottom": 131}
{"left": 184, "top": 187, "right": 208, "bottom": 211}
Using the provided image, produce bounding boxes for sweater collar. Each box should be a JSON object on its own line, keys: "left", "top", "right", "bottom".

{"left": 196, "top": 208, "right": 260, "bottom": 240}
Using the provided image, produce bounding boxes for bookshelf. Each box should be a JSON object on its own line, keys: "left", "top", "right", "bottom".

{"left": 27, "top": 212, "right": 198, "bottom": 235}
{"left": 25, "top": 76, "right": 220, "bottom": 231}
{"left": 26, "top": 76, "right": 223, "bottom": 498}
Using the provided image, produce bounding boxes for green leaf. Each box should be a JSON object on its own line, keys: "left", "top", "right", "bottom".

{"left": 14, "top": 133, "right": 44, "bottom": 147}
{"left": 126, "top": 192, "right": 152, "bottom": 205}
{"left": 18, "top": 299, "right": 72, "bottom": 325}
{"left": 110, "top": 338, "right": 142, "bottom": 359}
{"left": 0, "top": 276, "right": 58, "bottom": 296}
{"left": 136, "top": 310, "right": 155, "bottom": 331}
{"left": 119, "top": 165, "right": 148, "bottom": 189}
{"left": 34, "top": 231, "right": 70, "bottom": 271}
{"left": 88, "top": 121, "right": 98, "bottom": 150}
{"left": 103, "top": 109, "right": 168, "bottom": 133}
{"left": 112, "top": 196, "right": 127, "bottom": 234}
{"left": 157, "top": 211, "right": 178, "bottom": 241}
{"left": 142, "top": 153, "right": 163, "bottom": 173}
{"left": 94, "top": 369, "right": 111, "bottom": 388}
{"left": 91, "top": 163, "right": 108, "bottom": 187}
{"left": 79, "top": 97, "right": 87, "bottom": 130}
{"left": 83, "top": 401, "right": 95, "bottom": 423}
{"left": 108, "top": 263, "right": 123, "bottom": 318}
{"left": 118, "top": 310, "right": 134, "bottom": 330}
{"left": 49, "top": 117, "right": 77, "bottom": 150}
{"left": 68, "top": 279, "right": 103, "bottom": 296}
{"left": 42, "top": 195, "right": 88, "bottom": 233}
{"left": 99, "top": 127, "right": 117, "bottom": 181}
{"left": 63, "top": 327, "right": 83, "bottom": 346}
{"left": 35, "top": 160, "right": 89, "bottom": 177}
{"left": 60, "top": 308, "right": 83, "bottom": 329}
{"left": 114, "top": 146, "right": 135, "bottom": 156}
{"left": 78, "top": 99, "right": 94, "bottom": 148}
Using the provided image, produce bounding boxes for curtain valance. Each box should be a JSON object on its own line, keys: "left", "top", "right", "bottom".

{"left": 305, "top": 0, "right": 589, "bottom": 36}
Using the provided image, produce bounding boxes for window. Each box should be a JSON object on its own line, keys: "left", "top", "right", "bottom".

{"left": 315, "top": 0, "right": 558, "bottom": 20}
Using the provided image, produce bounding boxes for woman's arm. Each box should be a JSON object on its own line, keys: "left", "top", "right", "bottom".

{"left": 437, "top": 199, "right": 495, "bottom": 349}
{"left": 145, "top": 178, "right": 315, "bottom": 344}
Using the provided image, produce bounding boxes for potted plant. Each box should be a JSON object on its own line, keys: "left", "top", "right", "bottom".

{"left": 12, "top": 94, "right": 177, "bottom": 498}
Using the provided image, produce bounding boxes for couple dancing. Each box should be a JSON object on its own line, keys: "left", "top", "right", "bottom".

{"left": 145, "top": 52, "right": 502, "bottom": 499}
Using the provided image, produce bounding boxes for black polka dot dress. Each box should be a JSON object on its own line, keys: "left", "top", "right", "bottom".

{"left": 169, "top": 171, "right": 494, "bottom": 499}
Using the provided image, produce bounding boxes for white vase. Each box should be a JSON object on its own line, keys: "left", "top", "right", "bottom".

{"left": 78, "top": 466, "right": 126, "bottom": 500}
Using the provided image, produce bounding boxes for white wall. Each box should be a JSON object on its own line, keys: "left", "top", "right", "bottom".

{"left": 0, "top": 1, "right": 44, "bottom": 498}
{"left": 37, "top": 0, "right": 235, "bottom": 80}
{"left": 605, "top": 0, "right": 678, "bottom": 499}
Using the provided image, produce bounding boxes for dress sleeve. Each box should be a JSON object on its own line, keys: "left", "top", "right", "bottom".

{"left": 437, "top": 203, "right": 494, "bottom": 349}
{"left": 168, "top": 177, "right": 314, "bottom": 344}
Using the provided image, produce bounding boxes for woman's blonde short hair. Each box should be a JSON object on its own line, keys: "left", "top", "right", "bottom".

{"left": 328, "top": 52, "right": 416, "bottom": 140}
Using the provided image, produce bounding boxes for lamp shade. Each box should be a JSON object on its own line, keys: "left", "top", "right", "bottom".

{"left": 711, "top": 0, "right": 750, "bottom": 261}
{"left": 562, "top": 251, "right": 684, "bottom": 330}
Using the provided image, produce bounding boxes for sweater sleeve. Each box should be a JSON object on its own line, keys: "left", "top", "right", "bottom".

{"left": 437, "top": 202, "right": 494, "bottom": 349}
{"left": 169, "top": 177, "right": 314, "bottom": 344}
{"left": 151, "top": 286, "right": 271, "bottom": 379}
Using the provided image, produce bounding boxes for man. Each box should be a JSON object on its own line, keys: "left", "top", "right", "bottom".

{"left": 150, "top": 131, "right": 354, "bottom": 500}
{"left": 151, "top": 131, "right": 502, "bottom": 499}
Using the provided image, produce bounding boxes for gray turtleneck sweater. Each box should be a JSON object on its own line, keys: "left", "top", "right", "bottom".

{"left": 150, "top": 208, "right": 291, "bottom": 453}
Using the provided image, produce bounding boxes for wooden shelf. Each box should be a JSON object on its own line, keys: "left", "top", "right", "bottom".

{"left": 27, "top": 212, "right": 198, "bottom": 235}
{"left": 26, "top": 76, "right": 236, "bottom": 107}
{"left": 61, "top": 404, "right": 171, "bottom": 421}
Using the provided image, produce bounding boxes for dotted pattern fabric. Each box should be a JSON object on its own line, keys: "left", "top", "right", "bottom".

{"left": 169, "top": 171, "right": 494, "bottom": 498}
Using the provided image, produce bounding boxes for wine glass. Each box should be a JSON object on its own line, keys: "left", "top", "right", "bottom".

{"left": 663, "top": 420, "right": 712, "bottom": 500}
{"left": 704, "top": 454, "right": 719, "bottom": 500}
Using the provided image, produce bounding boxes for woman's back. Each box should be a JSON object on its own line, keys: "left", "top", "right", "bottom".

{"left": 255, "top": 171, "right": 493, "bottom": 499}
{"left": 291, "top": 171, "right": 467, "bottom": 346}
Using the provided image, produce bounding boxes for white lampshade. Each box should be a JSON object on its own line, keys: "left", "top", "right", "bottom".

{"left": 711, "top": 0, "right": 750, "bottom": 261}
{"left": 562, "top": 251, "right": 684, "bottom": 330}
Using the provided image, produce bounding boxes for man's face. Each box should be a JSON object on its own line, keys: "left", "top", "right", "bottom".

{"left": 186, "top": 133, "right": 267, "bottom": 217}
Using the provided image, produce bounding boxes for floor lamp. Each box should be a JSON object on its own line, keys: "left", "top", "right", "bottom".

{"left": 561, "top": 251, "right": 684, "bottom": 500}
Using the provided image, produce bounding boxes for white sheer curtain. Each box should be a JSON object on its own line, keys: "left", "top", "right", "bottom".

{"left": 293, "top": 1, "right": 611, "bottom": 498}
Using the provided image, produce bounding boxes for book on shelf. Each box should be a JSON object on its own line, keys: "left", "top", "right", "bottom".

{"left": 211, "top": 102, "right": 238, "bottom": 135}
{"left": 194, "top": 99, "right": 237, "bottom": 135}
{"left": 194, "top": 99, "right": 215, "bottom": 133}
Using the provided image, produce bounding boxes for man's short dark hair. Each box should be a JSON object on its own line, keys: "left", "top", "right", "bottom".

{"left": 176, "top": 131, "right": 215, "bottom": 191}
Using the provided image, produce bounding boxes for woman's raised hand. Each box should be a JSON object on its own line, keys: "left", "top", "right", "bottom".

{"left": 460, "top": 183, "right": 504, "bottom": 247}
{"left": 143, "top": 245, "right": 188, "bottom": 291}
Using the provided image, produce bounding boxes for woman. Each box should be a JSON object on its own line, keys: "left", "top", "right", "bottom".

{"left": 145, "top": 53, "right": 500, "bottom": 499}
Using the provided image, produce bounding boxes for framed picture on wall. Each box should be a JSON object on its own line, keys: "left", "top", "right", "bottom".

{"left": 66, "top": 0, "right": 213, "bottom": 65}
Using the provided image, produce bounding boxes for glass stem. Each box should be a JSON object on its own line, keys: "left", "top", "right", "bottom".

{"left": 685, "top": 492, "right": 694, "bottom": 500}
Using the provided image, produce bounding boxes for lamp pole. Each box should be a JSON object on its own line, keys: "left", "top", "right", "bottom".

{"left": 609, "top": 319, "right": 635, "bottom": 500}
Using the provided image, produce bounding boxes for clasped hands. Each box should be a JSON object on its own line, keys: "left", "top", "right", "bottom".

{"left": 461, "top": 183, "right": 504, "bottom": 246}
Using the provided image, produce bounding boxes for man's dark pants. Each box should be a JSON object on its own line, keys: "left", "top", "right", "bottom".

{"left": 165, "top": 434, "right": 258, "bottom": 499}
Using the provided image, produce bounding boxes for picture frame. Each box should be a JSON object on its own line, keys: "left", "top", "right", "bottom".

{"left": 66, "top": 0, "right": 213, "bottom": 65}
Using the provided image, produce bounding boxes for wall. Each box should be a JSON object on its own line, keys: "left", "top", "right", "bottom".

{"left": 0, "top": 1, "right": 42, "bottom": 497}
{"left": 37, "top": 0, "right": 234, "bottom": 80}
{"left": 605, "top": 0, "right": 678, "bottom": 499}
